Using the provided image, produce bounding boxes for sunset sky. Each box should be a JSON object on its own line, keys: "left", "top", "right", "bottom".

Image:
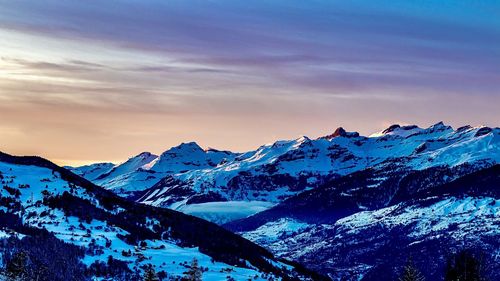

{"left": 1, "top": 1, "right": 499, "bottom": 166}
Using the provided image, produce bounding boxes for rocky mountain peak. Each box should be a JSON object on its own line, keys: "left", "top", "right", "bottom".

{"left": 428, "top": 121, "right": 450, "bottom": 131}
{"left": 159, "top": 142, "right": 204, "bottom": 157}
{"left": 136, "top": 151, "right": 157, "bottom": 159}
{"left": 322, "top": 127, "right": 359, "bottom": 139}
{"left": 382, "top": 124, "right": 401, "bottom": 134}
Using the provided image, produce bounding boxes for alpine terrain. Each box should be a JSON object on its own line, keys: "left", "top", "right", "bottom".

{"left": 0, "top": 152, "right": 323, "bottom": 281}
{"left": 70, "top": 122, "right": 500, "bottom": 280}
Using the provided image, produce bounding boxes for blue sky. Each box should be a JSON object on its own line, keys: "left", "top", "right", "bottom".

{"left": 0, "top": 1, "right": 499, "bottom": 164}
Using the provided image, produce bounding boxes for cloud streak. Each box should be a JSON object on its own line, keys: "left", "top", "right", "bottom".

{"left": 0, "top": 0, "right": 499, "bottom": 164}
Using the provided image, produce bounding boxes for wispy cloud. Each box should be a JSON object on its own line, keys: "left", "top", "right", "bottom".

{"left": 0, "top": 0, "right": 499, "bottom": 164}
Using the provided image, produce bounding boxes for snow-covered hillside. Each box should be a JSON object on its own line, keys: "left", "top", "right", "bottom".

{"left": 240, "top": 195, "right": 500, "bottom": 281}
{"left": 230, "top": 164, "right": 500, "bottom": 280}
{"left": 0, "top": 152, "right": 319, "bottom": 281}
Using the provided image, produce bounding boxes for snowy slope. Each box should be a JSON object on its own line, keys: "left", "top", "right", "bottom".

{"left": 0, "top": 152, "right": 321, "bottom": 281}
{"left": 69, "top": 152, "right": 161, "bottom": 196}
{"left": 101, "top": 152, "right": 158, "bottom": 179}
{"left": 241, "top": 197, "right": 500, "bottom": 280}
{"left": 236, "top": 165, "right": 500, "bottom": 280}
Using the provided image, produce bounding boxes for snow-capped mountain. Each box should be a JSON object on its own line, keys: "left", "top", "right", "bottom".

{"left": 102, "top": 152, "right": 158, "bottom": 179}
{"left": 71, "top": 122, "right": 500, "bottom": 224}
{"left": 0, "top": 152, "right": 322, "bottom": 281}
{"left": 151, "top": 142, "right": 237, "bottom": 174}
{"left": 70, "top": 143, "right": 238, "bottom": 199}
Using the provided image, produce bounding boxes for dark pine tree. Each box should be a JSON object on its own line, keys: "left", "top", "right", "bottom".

{"left": 143, "top": 264, "right": 159, "bottom": 281}
{"left": 445, "top": 250, "right": 489, "bottom": 281}
{"left": 5, "top": 251, "right": 29, "bottom": 280}
{"left": 398, "top": 260, "right": 425, "bottom": 281}
{"left": 183, "top": 258, "right": 203, "bottom": 281}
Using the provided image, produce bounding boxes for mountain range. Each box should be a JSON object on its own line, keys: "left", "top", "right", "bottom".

{"left": 1, "top": 122, "right": 498, "bottom": 280}
{"left": 70, "top": 122, "right": 499, "bottom": 223}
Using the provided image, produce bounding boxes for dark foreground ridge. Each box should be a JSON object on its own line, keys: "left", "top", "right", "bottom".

{"left": 0, "top": 151, "right": 328, "bottom": 281}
